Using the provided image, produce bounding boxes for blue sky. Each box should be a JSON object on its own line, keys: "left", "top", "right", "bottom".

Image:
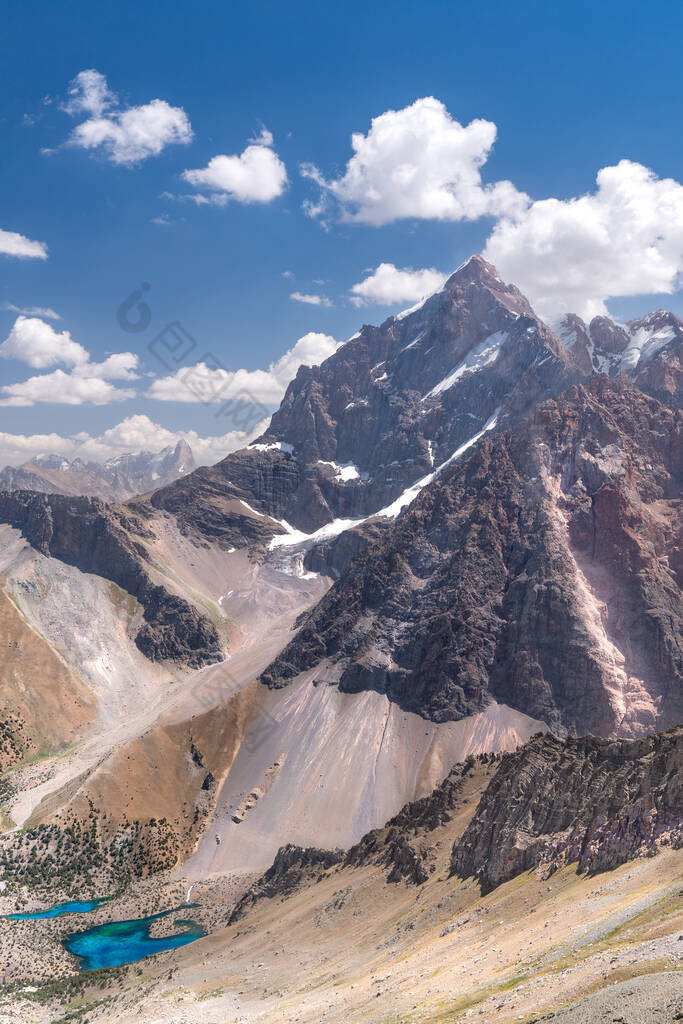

{"left": 1, "top": 0, "right": 682, "bottom": 464}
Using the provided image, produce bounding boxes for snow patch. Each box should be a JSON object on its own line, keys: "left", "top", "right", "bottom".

{"left": 401, "top": 329, "right": 426, "bottom": 351}
{"left": 424, "top": 331, "right": 507, "bottom": 399}
{"left": 317, "top": 460, "right": 369, "bottom": 483}
{"left": 621, "top": 323, "right": 675, "bottom": 373}
{"left": 269, "top": 516, "right": 365, "bottom": 550}
{"left": 376, "top": 409, "right": 500, "bottom": 519}
{"left": 249, "top": 440, "right": 295, "bottom": 455}
{"left": 424, "top": 331, "right": 507, "bottom": 400}
{"left": 239, "top": 499, "right": 265, "bottom": 517}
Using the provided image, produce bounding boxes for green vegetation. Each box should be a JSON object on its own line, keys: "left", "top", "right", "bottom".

{"left": 0, "top": 800, "right": 180, "bottom": 895}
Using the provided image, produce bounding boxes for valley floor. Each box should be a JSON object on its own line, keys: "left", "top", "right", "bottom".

{"left": 0, "top": 762, "right": 679, "bottom": 1024}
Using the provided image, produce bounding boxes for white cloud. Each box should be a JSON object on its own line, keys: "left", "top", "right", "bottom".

{"left": 0, "top": 415, "right": 269, "bottom": 469}
{"left": 290, "top": 291, "right": 333, "bottom": 307}
{"left": 0, "top": 316, "right": 89, "bottom": 368}
{"left": 148, "top": 331, "right": 339, "bottom": 404}
{"left": 0, "top": 228, "right": 48, "bottom": 260}
{"left": 301, "top": 97, "right": 526, "bottom": 226}
{"left": 0, "top": 315, "right": 140, "bottom": 405}
{"left": 75, "top": 414, "right": 269, "bottom": 466}
{"left": 0, "top": 370, "right": 136, "bottom": 407}
{"left": 182, "top": 127, "right": 287, "bottom": 204}
{"left": 75, "top": 352, "right": 139, "bottom": 381}
{"left": 483, "top": 159, "right": 683, "bottom": 321}
{"left": 350, "top": 263, "right": 447, "bottom": 307}
{"left": 62, "top": 69, "right": 116, "bottom": 117}
{"left": 2, "top": 303, "right": 59, "bottom": 319}
{"left": 64, "top": 69, "right": 193, "bottom": 166}
{"left": 0, "top": 430, "right": 74, "bottom": 466}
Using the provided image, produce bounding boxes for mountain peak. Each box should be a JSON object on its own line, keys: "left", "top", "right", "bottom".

{"left": 447, "top": 253, "right": 500, "bottom": 285}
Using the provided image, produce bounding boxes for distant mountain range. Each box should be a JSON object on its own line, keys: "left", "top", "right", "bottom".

{"left": 0, "top": 439, "right": 196, "bottom": 500}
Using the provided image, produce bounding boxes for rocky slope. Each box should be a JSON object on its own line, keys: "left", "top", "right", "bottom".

{"left": 228, "top": 725, "right": 681, "bottom": 920}
{"left": 451, "top": 725, "right": 682, "bottom": 892}
{"left": 0, "top": 490, "right": 222, "bottom": 668}
{"left": 0, "top": 440, "right": 196, "bottom": 502}
{"left": 229, "top": 759, "right": 480, "bottom": 922}
{"left": 262, "top": 377, "right": 682, "bottom": 737}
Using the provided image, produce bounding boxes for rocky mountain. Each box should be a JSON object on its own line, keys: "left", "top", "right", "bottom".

{"left": 262, "top": 376, "right": 682, "bottom": 737}
{"left": 144, "top": 257, "right": 582, "bottom": 550}
{"left": 451, "top": 725, "right": 682, "bottom": 892}
{"left": 0, "top": 257, "right": 679, "bottom": 716}
{"left": 0, "top": 440, "right": 195, "bottom": 501}
{"left": 142, "top": 260, "right": 680, "bottom": 589}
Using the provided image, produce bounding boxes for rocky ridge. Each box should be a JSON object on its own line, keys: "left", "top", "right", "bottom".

{"left": 0, "top": 490, "right": 222, "bottom": 668}
{"left": 558, "top": 309, "right": 683, "bottom": 394}
{"left": 451, "top": 725, "right": 682, "bottom": 892}
{"left": 227, "top": 725, "right": 681, "bottom": 924}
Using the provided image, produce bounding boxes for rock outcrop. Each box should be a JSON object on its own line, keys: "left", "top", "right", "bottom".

{"left": 262, "top": 377, "right": 682, "bottom": 737}
{"left": 0, "top": 490, "right": 222, "bottom": 669}
{"left": 228, "top": 844, "right": 343, "bottom": 923}
{"left": 451, "top": 726, "right": 682, "bottom": 892}
{"left": 344, "top": 759, "right": 479, "bottom": 884}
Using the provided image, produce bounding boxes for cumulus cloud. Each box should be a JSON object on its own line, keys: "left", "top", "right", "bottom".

{"left": 71, "top": 413, "right": 268, "bottom": 465}
{"left": 0, "top": 370, "right": 136, "bottom": 407}
{"left": 0, "top": 315, "right": 140, "bottom": 405}
{"left": 483, "top": 159, "right": 683, "bottom": 321}
{"left": 290, "top": 291, "right": 333, "bottom": 307}
{"left": 350, "top": 263, "right": 447, "bottom": 307}
{"left": 0, "top": 228, "right": 48, "bottom": 260}
{"left": 63, "top": 69, "right": 193, "bottom": 166}
{"left": 0, "top": 316, "right": 89, "bottom": 368}
{"left": 62, "top": 69, "right": 116, "bottom": 117}
{"left": 0, "top": 414, "right": 268, "bottom": 469}
{"left": 301, "top": 97, "right": 526, "bottom": 226}
{"left": 148, "top": 331, "right": 339, "bottom": 404}
{"left": 181, "top": 127, "right": 287, "bottom": 204}
{"left": 0, "top": 430, "right": 74, "bottom": 466}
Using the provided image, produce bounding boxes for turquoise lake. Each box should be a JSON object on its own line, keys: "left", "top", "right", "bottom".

{"left": 63, "top": 906, "right": 205, "bottom": 971}
{"left": 4, "top": 897, "right": 108, "bottom": 920}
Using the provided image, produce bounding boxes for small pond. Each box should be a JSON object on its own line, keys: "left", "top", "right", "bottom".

{"left": 63, "top": 906, "right": 205, "bottom": 971}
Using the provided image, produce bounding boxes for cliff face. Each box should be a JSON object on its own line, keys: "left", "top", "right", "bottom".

{"left": 0, "top": 490, "right": 222, "bottom": 669}
{"left": 450, "top": 726, "right": 682, "bottom": 892}
{"left": 262, "top": 377, "right": 682, "bottom": 737}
